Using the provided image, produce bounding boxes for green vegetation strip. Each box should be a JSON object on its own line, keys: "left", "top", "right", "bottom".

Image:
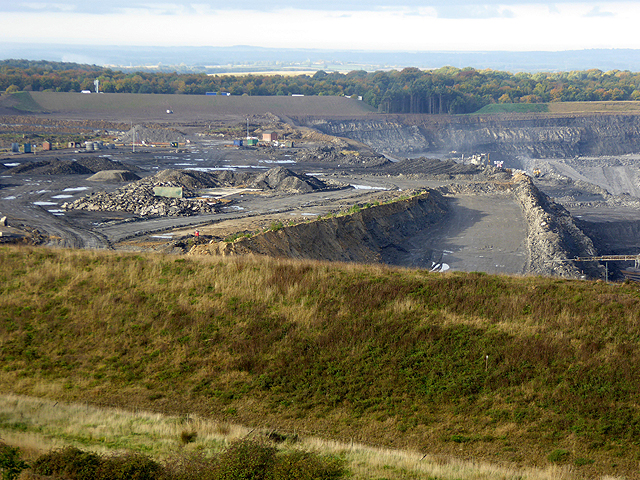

{"left": 0, "top": 394, "right": 584, "bottom": 480}
{"left": 1, "top": 246, "right": 640, "bottom": 477}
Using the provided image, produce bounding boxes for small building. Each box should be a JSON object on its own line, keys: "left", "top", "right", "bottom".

{"left": 23, "top": 143, "right": 31, "bottom": 153}
{"left": 246, "top": 138, "right": 259, "bottom": 146}
{"left": 42, "top": 141, "right": 52, "bottom": 151}
{"left": 285, "top": 140, "right": 295, "bottom": 148}
{"left": 233, "top": 139, "right": 243, "bottom": 147}
{"left": 262, "top": 131, "right": 278, "bottom": 142}
{"left": 11, "top": 143, "right": 19, "bottom": 152}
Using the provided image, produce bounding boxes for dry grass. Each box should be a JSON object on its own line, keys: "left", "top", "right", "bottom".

{"left": 2, "top": 246, "right": 640, "bottom": 477}
{"left": 547, "top": 101, "right": 640, "bottom": 114}
{"left": 0, "top": 393, "right": 613, "bottom": 480}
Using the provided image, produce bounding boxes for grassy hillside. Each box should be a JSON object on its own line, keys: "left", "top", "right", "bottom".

{"left": 475, "top": 101, "right": 640, "bottom": 115}
{"left": 2, "top": 246, "right": 640, "bottom": 478}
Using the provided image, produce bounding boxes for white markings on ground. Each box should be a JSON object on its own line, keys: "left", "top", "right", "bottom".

{"left": 51, "top": 195, "right": 74, "bottom": 199}
{"left": 350, "top": 184, "right": 388, "bottom": 190}
{"left": 63, "top": 187, "right": 90, "bottom": 192}
{"left": 33, "top": 201, "right": 57, "bottom": 206}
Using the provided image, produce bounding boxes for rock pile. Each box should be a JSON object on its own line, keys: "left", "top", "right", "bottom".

{"left": 512, "top": 173, "right": 602, "bottom": 278}
{"left": 62, "top": 181, "right": 218, "bottom": 217}
{"left": 63, "top": 167, "right": 333, "bottom": 218}
{"left": 149, "top": 167, "right": 331, "bottom": 194}
{"left": 150, "top": 169, "right": 252, "bottom": 189}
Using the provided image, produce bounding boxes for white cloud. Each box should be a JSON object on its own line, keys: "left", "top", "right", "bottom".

{"left": 1, "top": 2, "right": 639, "bottom": 51}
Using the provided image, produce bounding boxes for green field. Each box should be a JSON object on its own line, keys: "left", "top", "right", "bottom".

{"left": 2, "top": 245, "right": 640, "bottom": 478}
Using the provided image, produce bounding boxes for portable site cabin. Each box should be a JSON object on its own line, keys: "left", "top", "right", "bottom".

{"left": 262, "top": 131, "right": 278, "bottom": 142}
{"left": 246, "top": 138, "right": 259, "bottom": 146}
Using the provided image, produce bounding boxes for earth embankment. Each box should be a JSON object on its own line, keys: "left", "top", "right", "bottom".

{"left": 191, "top": 174, "right": 604, "bottom": 279}
{"left": 190, "top": 192, "right": 449, "bottom": 264}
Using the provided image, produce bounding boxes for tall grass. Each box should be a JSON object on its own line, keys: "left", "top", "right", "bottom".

{"left": 2, "top": 246, "right": 640, "bottom": 477}
{"left": 1, "top": 394, "right": 605, "bottom": 480}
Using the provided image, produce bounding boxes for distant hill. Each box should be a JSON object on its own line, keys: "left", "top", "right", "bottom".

{"left": 3, "top": 43, "right": 640, "bottom": 72}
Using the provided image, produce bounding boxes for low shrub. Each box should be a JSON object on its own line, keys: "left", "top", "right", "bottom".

{"left": 0, "top": 442, "right": 29, "bottom": 480}
{"left": 31, "top": 446, "right": 101, "bottom": 480}
{"left": 215, "top": 440, "right": 276, "bottom": 480}
{"left": 269, "top": 451, "right": 345, "bottom": 480}
{"left": 95, "top": 453, "right": 161, "bottom": 480}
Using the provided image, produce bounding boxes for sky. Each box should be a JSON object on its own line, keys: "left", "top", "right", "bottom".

{"left": 2, "top": 1, "right": 640, "bottom": 52}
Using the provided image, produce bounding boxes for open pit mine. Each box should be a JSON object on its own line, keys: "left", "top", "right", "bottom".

{"left": 1, "top": 92, "right": 640, "bottom": 281}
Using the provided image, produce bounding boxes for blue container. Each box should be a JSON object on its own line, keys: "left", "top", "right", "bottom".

{"left": 23, "top": 143, "right": 31, "bottom": 153}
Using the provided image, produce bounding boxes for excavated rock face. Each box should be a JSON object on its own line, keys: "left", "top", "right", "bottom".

{"left": 310, "top": 114, "right": 640, "bottom": 158}
{"left": 190, "top": 192, "right": 449, "bottom": 262}
{"left": 191, "top": 174, "right": 604, "bottom": 280}
{"left": 511, "top": 173, "right": 602, "bottom": 278}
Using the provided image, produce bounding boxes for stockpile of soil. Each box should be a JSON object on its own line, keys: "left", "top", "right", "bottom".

{"left": 296, "top": 145, "right": 389, "bottom": 167}
{"left": 382, "top": 157, "right": 482, "bottom": 176}
{"left": 6, "top": 160, "right": 93, "bottom": 175}
{"left": 75, "top": 156, "right": 140, "bottom": 173}
{"left": 4, "top": 156, "right": 137, "bottom": 175}
{"left": 250, "top": 167, "right": 327, "bottom": 193}
{"left": 87, "top": 170, "right": 141, "bottom": 182}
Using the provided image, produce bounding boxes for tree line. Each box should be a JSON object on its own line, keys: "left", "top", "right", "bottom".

{"left": 3, "top": 59, "right": 640, "bottom": 114}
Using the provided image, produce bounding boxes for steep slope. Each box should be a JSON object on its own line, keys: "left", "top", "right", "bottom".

{"left": 191, "top": 174, "right": 603, "bottom": 279}
{"left": 190, "top": 192, "right": 448, "bottom": 263}
{"left": 308, "top": 114, "right": 640, "bottom": 158}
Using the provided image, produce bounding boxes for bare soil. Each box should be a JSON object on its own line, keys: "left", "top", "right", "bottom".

{"left": 1, "top": 92, "right": 638, "bottom": 278}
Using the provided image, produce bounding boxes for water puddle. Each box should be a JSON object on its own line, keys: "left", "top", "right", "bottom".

{"left": 51, "top": 195, "right": 74, "bottom": 199}
{"left": 2, "top": 196, "right": 16, "bottom": 200}
{"left": 3, "top": 163, "right": 20, "bottom": 167}
{"left": 63, "top": 187, "right": 90, "bottom": 192}
{"left": 33, "top": 201, "right": 57, "bottom": 206}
